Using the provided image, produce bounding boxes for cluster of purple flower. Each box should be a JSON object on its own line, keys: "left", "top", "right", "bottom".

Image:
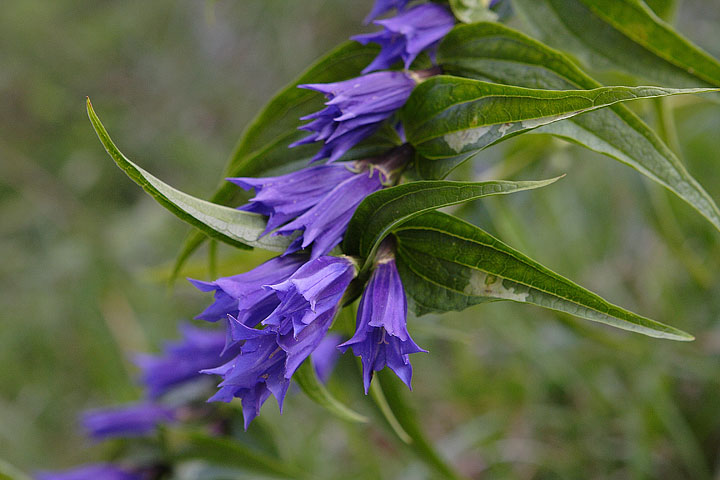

{"left": 192, "top": 151, "right": 422, "bottom": 428}
{"left": 37, "top": 1, "right": 458, "bottom": 477}
{"left": 36, "top": 322, "right": 343, "bottom": 479}
{"left": 291, "top": 0, "right": 454, "bottom": 163}
{"left": 35, "top": 325, "right": 235, "bottom": 479}
{"left": 191, "top": 0, "right": 459, "bottom": 428}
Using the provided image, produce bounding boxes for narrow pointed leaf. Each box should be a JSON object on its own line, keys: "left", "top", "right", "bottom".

{"left": 173, "top": 41, "right": 384, "bottom": 278}
{"left": 294, "top": 359, "right": 368, "bottom": 424}
{"left": 223, "top": 42, "right": 382, "bottom": 180}
{"left": 644, "top": 0, "right": 676, "bottom": 20}
{"left": 343, "top": 177, "right": 562, "bottom": 269}
{"left": 512, "top": 0, "right": 720, "bottom": 88}
{"left": 395, "top": 211, "right": 693, "bottom": 341}
{"left": 402, "top": 76, "right": 716, "bottom": 163}
{"left": 175, "top": 431, "right": 303, "bottom": 479}
{"left": 87, "top": 99, "right": 290, "bottom": 253}
{"left": 435, "top": 22, "right": 720, "bottom": 232}
{"left": 371, "top": 370, "right": 468, "bottom": 480}
{"left": 0, "top": 459, "right": 32, "bottom": 480}
{"left": 368, "top": 376, "right": 412, "bottom": 444}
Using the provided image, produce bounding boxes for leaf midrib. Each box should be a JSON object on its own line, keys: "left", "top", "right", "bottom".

{"left": 397, "top": 224, "right": 654, "bottom": 322}
{"left": 356, "top": 181, "right": 530, "bottom": 257}
{"left": 409, "top": 83, "right": 683, "bottom": 144}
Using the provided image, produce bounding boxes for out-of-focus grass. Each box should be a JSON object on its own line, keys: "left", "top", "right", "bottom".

{"left": 2, "top": 1, "right": 720, "bottom": 478}
{"left": 0, "top": 0, "right": 367, "bottom": 470}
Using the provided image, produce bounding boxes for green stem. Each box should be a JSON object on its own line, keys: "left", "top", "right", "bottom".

{"left": 208, "top": 239, "right": 218, "bottom": 279}
{"left": 653, "top": 98, "right": 682, "bottom": 156}
{"left": 375, "top": 371, "right": 470, "bottom": 480}
{"left": 368, "top": 379, "right": 413, "bottom": 444}
{"left": 649, "top": 99, "right": 712, "bottom": 288}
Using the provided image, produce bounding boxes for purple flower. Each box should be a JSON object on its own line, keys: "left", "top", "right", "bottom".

{"left": 229, "top": 165, "right": 357, "bottom": 233}
{"left": 276, "top": 310, "right": 338, "bottom": 384}
{"left": 80, "top": 403, "right": 175, "bottom": 440}
{"left": 202, "top": 320, "right": 291, "bottom": 429}
{"left": 231, "top": 158, "right": 407, "bottom": 258}
{"left": 339, "top": 248, "right": 425, "bottom": 393}
{"left": 364, "top": 0, "right": 410, "bottom": 23}
{"left": 134, "top": 323, "right": 241, "bottom": 399}
{"left": 204, "top": 313, "right": 335, "bottom": 428}
{"left": 35, "top": 464, "right": 140, "bottom": 480}
{"left": 267, "top": 256, "right": 355, "bottom": 379}
{"left": 290, "top": 71, "right": 416, "bottom": 163}
{"left": 189, "top": 255, "right": 305, "bottom": 324}
{"left": 353, "top": 3, "right": 455, "bottom": 73}
{"left": 312, "top": 333, "right": 342, "bottom": 383}
{"left": 263, "top": 256, "right": 356, "bottom": 338}
{"left": 276, "top": 167, "right": 385, "bottom": 258}
{"left": 203, "top": 256, "right": 356, "bottom": 428}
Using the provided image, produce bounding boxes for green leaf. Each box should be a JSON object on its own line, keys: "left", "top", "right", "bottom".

{"left": 370, "top": 370, "right": 468, "bottom": 480}
{"left": 174, "top": 431, "right": 303, "bottom": 479}
{"left": 294, "top": 359, "right": 369, "bottom": 424}
{"left": 395, "top": 211, "right": 694, "bottom": 341}
{"left": 512, "top": 0, "right": 720, "bottom": 88}
{"left": 367, "top": 375, "right": 412, "bottom": 444}
{"left": 0, "top": 459, "right": 31, "bottom": 480}
{"left": 87, "top": 98, "right": 290, "bottom": 253}
{"left": 172, "top": 41, "right": 383, "bottom": 278}
{"left": 436, "top": 22, "right": 720, "bottom": 233}
{"left": 449, "top": 0, "right": 498, "bottom": 23}
{"left": 402, "top": 75, "right": 716, "bottom": 163}
{"left": 223, "top": 41, "right": 381, "bottom": 180}
{"left": 644, "top": 0, "right": 676, "bottom": 20}
{"left": 343, "top": 177, "right": 562, "bottom": 270}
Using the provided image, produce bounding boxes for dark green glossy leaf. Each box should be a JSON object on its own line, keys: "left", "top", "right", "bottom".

{"left": 344, "top": 177, "right": 562, "bottom": 269}
{"left": 174, "top": 431, "right": 303, "bottom": 479}
{"left": 395, "top": 211, "right": 693, "bottom": 341}
{"left": 87, "top": 98, "right": 290, "bottom": 253}
{"left": 294, "top": 359, "right": 368, "bottom": 424}
{"left": 402, "top": 75, "right": 715, "bottom": 162}
{"left": 172, "top": 41, "right": 383, "bottom": 278}
{"left": 512, "top": 0, "right": 720, "bottom": 88}
{"left": 436, "top": 22, "right": 720, "bottom": 232}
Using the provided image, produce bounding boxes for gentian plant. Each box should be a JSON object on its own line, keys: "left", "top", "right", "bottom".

{"left": 39, "top": 0, "right": 720, "bottom": 477}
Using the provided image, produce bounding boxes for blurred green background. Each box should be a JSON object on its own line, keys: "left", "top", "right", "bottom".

{"left": 2, "top": 1, "right": 720, "bottom": 478}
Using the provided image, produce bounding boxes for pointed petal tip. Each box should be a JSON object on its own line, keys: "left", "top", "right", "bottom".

{"left": 187, "top": 277, "right": 213, "bottom": 290}
{"left": 242, "top": 416, "right": 253, "bottom": 431}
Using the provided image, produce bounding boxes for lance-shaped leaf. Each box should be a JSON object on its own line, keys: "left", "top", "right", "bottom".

{"left": 87, "top": 98, "right": 291, "bottom": 253}
{"left": 173, "top": 430, "right": 303, "bottom": 479}
{"left": 293, "top": 359, "right": 368, "bottom": 424}
{"left": 222, "top": 42, "right": 385, "bottom": 181}
{"left": 174, "top": 41, "right": 385, "bottom": 277}
{"left": 343, "top": 177, "right": 562, "bottom": 270}
{"left": 394, "top": 211, "right": 693, "bottom": 341}
{"left": 368, "top": 370, "right": 468, "bottom": 480}
{"left": 0, "top": 459, "right": 32, "bottom": 480}
{"left": 512, "top": 0, "right": 720, "bottom": 88}
{"left": 435, "top": 22, "right": 720, "bottom": 232}
{"left": 644, "top": 0, "right": 677, "bottom": 20}
{"left": 402, "top": 76, "right": 716, "bottom": 163}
